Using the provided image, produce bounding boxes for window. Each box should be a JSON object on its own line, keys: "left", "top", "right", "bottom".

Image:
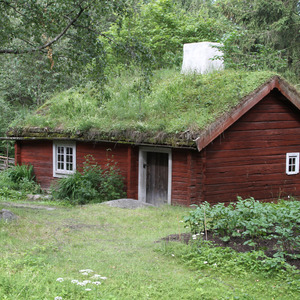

{"left": 286, "top": 153, "right": 299, "bottom": 175}
{"left": 53, "top": 142, "right": 76, "bottom": 177}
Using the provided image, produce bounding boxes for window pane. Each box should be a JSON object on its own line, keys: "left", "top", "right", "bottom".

{"left": 57, "top": 146, "right": 65, "bottom": 170}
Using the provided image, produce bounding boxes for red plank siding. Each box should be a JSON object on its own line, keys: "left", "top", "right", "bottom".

{"left": 76, "top": 142, "right": 138, "bottom": 198}
{"left": 203, "top": 90, "right": 300, "bottom": 204}
{"left": 16, "top": 140, "right": 53, "bottom": 188}
{"left": 15, "top": 140, "right": 139, "bottom": 197}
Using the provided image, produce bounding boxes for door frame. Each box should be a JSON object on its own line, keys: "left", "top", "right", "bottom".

{"left": 138, "top": 147, "right": 172, "bottom": 204}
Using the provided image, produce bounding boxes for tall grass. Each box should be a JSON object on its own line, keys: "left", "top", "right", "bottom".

{"left": 11, "top": 69, "right": 278, "bottom": 139}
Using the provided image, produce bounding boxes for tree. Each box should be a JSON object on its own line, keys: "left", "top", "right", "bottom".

{"left": 218, "top": 0, "right": 300, "bottom": 83}
{"left": 102, "top": 0, "right": 225, "bottom": 70}
{"left": 0, "top": 0, "right": 142, "bottom": 105}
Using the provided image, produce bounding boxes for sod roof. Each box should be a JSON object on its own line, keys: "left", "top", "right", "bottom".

{"left": 7, "top": 69, "right": 299, "bottom": 148}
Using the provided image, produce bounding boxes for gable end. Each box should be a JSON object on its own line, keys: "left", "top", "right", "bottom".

{"left": 196, "top": 76, "right": 300, "bottom": 151}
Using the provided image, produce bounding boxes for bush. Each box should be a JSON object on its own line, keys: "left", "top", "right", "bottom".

{"left": 52, "top": 156, "right": 126, "bottom": 205}
{"left": 0, "top": 164, "right": 41, "bottom": 194}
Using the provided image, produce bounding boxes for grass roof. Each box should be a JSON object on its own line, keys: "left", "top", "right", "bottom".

{"left": 9, "top": 69, "right": 279, "bottom": 146}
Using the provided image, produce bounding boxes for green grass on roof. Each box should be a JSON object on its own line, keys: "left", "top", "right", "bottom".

{"left": 13, "top": 69, "right": 277, "bottom": 137}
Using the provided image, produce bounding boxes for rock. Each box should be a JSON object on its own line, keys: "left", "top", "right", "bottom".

{"left": 102, "top": 199, "right": 155, "bottom": 209}
{"left": 0, "top": 209, "right": 18, "bottom": 221}
{"left": 27, "top": 194, "right": 53, "bottom": 201}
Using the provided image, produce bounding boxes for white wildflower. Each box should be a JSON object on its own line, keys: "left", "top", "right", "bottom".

{"left": 85, "top": 288, "right": 92, "bottom": 291}
{"left": 92, "top": 281, "right": 101, "bottom": 285}
{"left": 192, "top": 234, "right": 197, "bottom": 240}
{"left": 204, "top": 261, "right": 208, "bottom": 264}
{"left": 81, "top": 272, "right": 89, "bottom": 276}
{"left": 79, "top": 269, "right": 93, "bottom": 273}
{"left": 171, "top": 254, "right": 175, "bottom": 257}
{"left": 71, "top": 280, "right": 79, "bottom": 284}
{"left": 83, "top": 280, "right": 91, "bottom": 284}
{"left": 100, "top": 276, "right": 107, "bottom": 280}
{"left": 77, "top": 282, "right": 87, "bottom": 286}
{"left": 55, "top": 297, "right": 62, "bottom": 300}
{"left": 91, "top": 274, "right": 102, "bottom": 279}
{"left": 56, "top": 278, "right": 64, "bottom": 282}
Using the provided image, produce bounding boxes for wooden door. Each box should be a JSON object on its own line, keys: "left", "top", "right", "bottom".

{"left": 146, "top": 152, "right": 169, "bottom": 205}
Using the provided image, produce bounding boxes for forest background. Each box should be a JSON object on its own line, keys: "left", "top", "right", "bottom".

{"left": 0, "top": 0, "right": 299, "bottom": 155}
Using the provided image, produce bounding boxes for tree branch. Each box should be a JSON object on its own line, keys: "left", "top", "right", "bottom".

{"left": 0, "top": 5, "right": 85, "bottom": 54}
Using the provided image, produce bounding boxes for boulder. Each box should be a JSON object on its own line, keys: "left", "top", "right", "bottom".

{"left": 0, "top": 209, "right": 18, "bottom": 221}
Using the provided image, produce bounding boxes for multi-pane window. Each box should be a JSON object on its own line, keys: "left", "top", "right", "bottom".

{"left": 53, "top": 142, "right": 76, "bottom": 177}
{"left": 286, "top": 153, "right": 299, "bottom": 175}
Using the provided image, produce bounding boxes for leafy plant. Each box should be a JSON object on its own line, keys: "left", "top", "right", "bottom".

{"left": 184, "top": 197, "right": 300, "bottom": 268}
{"left": 0, "top": 164, "right": 41, "bottom": 194}
{"left": 52, "top": 155, "right": 126, "bottom": 205}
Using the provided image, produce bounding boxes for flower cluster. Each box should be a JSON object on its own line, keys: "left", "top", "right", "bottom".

{"left": 54, "top": 269, "right": 107, "bottom": 299}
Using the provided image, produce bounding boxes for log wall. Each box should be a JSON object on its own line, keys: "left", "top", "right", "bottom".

{"left": 171, "top": 149, "right": 202, "bottom": 206}
{"left": 15, "top": 140, "right": 53, "bottom": 188}
{"left": 203, "top": 90, "right": 300, "bottom": 204}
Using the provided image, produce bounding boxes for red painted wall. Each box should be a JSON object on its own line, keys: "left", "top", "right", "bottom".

{"left": 15, "top": 140, "right": 53, "bottom": 188}
{"left": 15, "top": 140, "right": 139, "bottom": 197}
{"left": 202, "top": 90, "right": 300, "bottom": 204}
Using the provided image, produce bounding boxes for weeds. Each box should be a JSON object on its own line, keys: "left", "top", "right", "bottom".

{"left": 52, "top": 155, "right": 126, "bottom": 205}
{"left": 0, "top": 164, "right": 41, "bottom": 197}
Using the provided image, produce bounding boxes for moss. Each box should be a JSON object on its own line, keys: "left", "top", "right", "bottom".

{"left": 8, "top": 69, "right": 281, "bottom": 145}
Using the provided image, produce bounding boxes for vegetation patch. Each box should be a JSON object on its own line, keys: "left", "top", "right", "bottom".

{"left": 183, "top": 198, "right": 300, "bottom": 271}
{"left": 51, "top": 155, "right": 126, "bottom": 205}
{"left": 0, "top": 202, "right": 299, "bottom": 299}
{"left": 9, "top": 69, "right": 277, "bottom": 145}
{"left": 0, "top": 165, "right": 41, "bottom": 200}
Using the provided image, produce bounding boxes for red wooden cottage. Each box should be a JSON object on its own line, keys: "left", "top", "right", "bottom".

{"left": 5, "top": 72, "right": 300, "bottom": 206}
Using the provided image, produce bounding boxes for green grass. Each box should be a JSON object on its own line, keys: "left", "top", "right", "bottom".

{"left": 0, "top": 201, "right": 299, "bottom": 299}
{"left": 9, "top": 69, "right": 278, "bottom": 145}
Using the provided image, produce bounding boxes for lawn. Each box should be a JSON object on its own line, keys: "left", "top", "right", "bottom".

{"left": 0, "top": 201, "right": 299, "bottom": 299}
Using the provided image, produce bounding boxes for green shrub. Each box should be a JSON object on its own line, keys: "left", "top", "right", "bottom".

{"left": 7, "top": 164, "right": 35, "bottom": 183}
{"left": 52, "top": 156, "right": 126, "bottom": 205}
{"left": 0, "top": 164, "right": 41, "bottom": 194}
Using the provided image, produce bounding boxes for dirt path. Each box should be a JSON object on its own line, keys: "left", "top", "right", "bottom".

{"left": 0, "top": 202, "right": 56, "bottom": 211}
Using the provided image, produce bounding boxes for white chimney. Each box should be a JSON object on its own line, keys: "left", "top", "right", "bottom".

{"left": 181, "top": 42, "right": 223, "bottom": 74}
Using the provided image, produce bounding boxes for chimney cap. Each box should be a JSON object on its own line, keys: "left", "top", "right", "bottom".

{"left": 181, "top": 42, "right": 224, "bottom": 75}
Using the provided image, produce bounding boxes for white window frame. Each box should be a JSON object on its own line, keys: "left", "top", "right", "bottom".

{"left": 53, "top": 141, "right": 76, "bottom": 177}
{"left": 286, "top": 153, "right": 299, "bottom": 175}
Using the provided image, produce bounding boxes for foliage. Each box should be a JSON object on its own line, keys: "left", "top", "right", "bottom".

{"left": 184, "top": 198, "right": 300, "bottom": 265}
{"left": 10, "top": 69, "right": 278, "bottom": 141}
{"left": 218, "top": 0, "right": 300, "bottom": 83}
{"left": 102, "top": 0, "right": 225, "bottom": 70}
{"left": 166, "top": 239, "right": 296, "bottom": 276}
{"left": 0, "top": 0, "right": 147, "bottom": 107}
{"left": 52, "top": 155, "right": 125, "bottom": 205}
{"left": 0, "top": 164, "right": 41, "bottom": 194}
